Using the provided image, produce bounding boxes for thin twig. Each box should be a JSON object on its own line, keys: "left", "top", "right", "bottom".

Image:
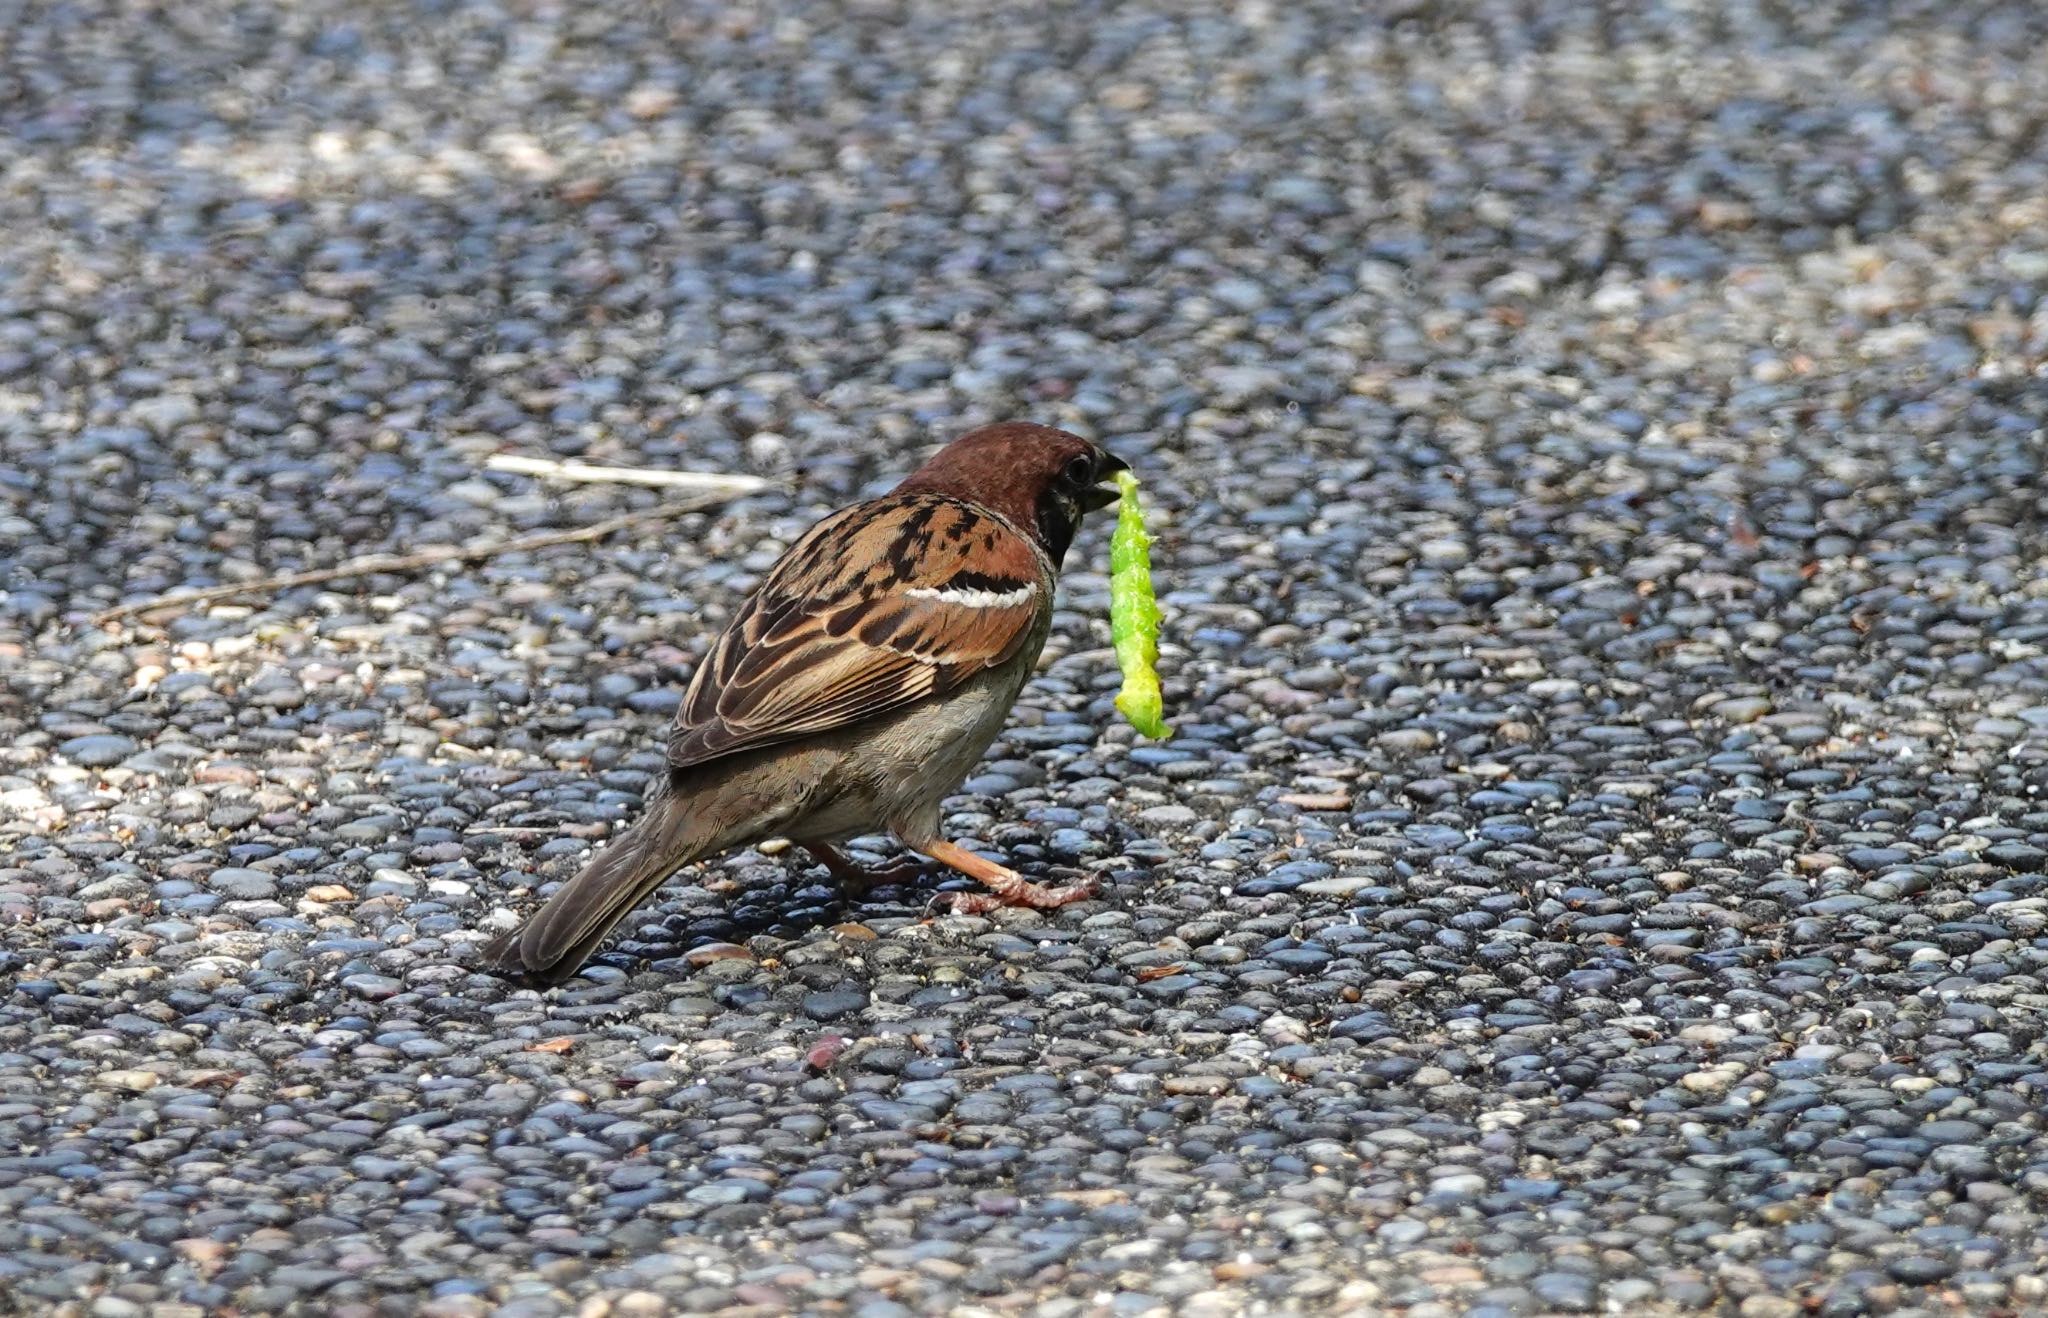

{"left": 92, "top": 489, "right": 749, "bottom": 625}
{"left": 485, "top": 453, "right": 771, "bottom": 493}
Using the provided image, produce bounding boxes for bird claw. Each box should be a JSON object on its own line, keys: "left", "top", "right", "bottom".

{"left": 804, "top": 844, "right": 928, "bottom": 894}
{"left": 844, "top": 855, "right": 929, "bottom": 892}
{"left": 927, "top": 871, "right": 1099, "bottom": 916}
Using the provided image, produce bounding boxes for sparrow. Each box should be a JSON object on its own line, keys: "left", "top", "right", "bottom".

{"left": 483, "top": 422, "right": 1131, "bottom": 984}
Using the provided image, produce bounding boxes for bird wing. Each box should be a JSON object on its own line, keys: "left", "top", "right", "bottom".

{"left": 666, "top": 494, "right": 1049, "bottom": 770}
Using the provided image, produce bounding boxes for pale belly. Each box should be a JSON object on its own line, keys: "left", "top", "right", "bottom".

{"left": 787, "top": 658, "right": 1035, "bottom": 847}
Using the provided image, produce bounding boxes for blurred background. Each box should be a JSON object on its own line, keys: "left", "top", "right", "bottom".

{"left": 7, "top": 0, "right": 2042, "bottom": 633}
{"left": 5, "top": 3, "right": 2048, "bottom": 1316}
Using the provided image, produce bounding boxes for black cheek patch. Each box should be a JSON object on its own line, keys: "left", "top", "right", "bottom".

{"left": 1036, "top": 496, "right": 1077, "bottom": 566}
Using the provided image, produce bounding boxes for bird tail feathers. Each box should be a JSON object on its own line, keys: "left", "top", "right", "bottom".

{"left": 482, "top": 788, "right": 699, "bottom": 985}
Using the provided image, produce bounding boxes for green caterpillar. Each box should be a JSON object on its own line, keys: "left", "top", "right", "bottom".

{"left": 1109, "top": 470, "right": 1169, "bottom": 740}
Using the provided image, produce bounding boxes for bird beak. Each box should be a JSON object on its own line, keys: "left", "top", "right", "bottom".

{"left": 1081, "top": 450, "right": 1129, "bottom": 513}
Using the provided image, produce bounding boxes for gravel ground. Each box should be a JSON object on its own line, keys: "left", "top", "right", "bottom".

{"left": 5, "top": 2, "right": 2048, "bottom": 1315}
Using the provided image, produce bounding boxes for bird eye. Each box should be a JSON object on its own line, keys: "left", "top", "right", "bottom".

{"left": 1062, "top": 454, "right": 1093, "bottom": 486}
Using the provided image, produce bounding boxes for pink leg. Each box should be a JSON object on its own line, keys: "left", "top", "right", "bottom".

{"left": 921, "top": 839, "right": 1099, "bottom": 914}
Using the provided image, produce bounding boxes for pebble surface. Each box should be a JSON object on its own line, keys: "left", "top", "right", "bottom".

{"left": 5, "top": 2, "right": 2048, "bottom": 1315}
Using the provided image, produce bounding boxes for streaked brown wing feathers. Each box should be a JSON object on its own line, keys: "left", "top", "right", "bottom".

{"left": 667, "top": 496, "right": 1046, "bottom": 770}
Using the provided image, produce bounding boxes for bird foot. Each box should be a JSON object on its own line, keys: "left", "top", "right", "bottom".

{"left": 928, "top": 871, "right": 1100, "bottom": 915}
{"left": 919, "top": 837, "right": 1100, "bottom": 914}
{"left": 803, "top": 844, "right": 928, "bottom": 894}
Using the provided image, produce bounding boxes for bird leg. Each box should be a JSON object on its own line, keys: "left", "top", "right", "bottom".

{"left": 802, "top": 843, "right": 928, "bottom": 894}
{"left": 922, "top": 839, "right": 1099, "bottom": 914}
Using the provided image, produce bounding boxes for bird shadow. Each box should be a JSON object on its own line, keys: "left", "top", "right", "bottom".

{"left": 577, "top": 847, "right": 1099, "bottom": 979}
